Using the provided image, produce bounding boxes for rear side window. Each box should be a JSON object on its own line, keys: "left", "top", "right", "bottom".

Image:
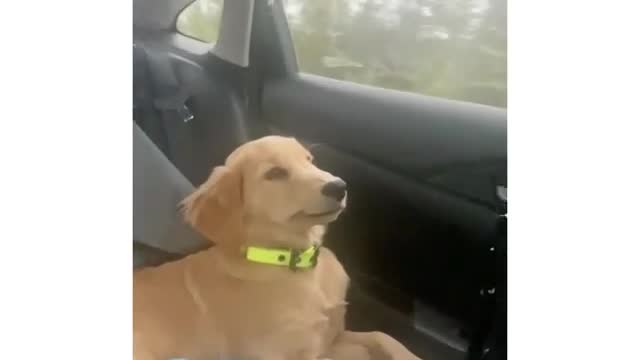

{"left": 176, "top": 0, "right": 224, "bottom": 43}
{"left": 284, "top": 0, "right": 507, "bottom": 108}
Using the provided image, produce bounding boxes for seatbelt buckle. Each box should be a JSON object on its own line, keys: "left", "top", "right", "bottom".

{"left": 177, "top": 104, "right": 194, "bottom": 123}
{"left": 153, "top": 88, "right": 194, "bottom": 123}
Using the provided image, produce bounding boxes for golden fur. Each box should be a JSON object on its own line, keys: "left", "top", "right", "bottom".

{"left": 133, "top": 136, "right": 421, "bottom": 360}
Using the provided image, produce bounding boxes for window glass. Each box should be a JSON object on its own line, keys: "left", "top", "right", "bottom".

{"left": 176, "top": 0, "right": 224, "bottom": 43}
{"left": 284, "top": 0, "right": 507, "bottom": 108}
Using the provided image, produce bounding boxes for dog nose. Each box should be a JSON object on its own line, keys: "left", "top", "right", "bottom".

{"left": 321, "top": 179, "right": 347, "bottom": 202}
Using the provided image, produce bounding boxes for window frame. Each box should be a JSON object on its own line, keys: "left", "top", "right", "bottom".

{"left": 174, "top": 0, "right": 225, "bottom": 44}
{"left": 174, "top": 0, "right": 255, "bottom": 68}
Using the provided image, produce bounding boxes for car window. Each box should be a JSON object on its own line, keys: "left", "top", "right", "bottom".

{"left": 176, "top": 0, "right": 224, "bottom": 43}
{"left": 284, "top": 0, "right": 507, "bottom": 108}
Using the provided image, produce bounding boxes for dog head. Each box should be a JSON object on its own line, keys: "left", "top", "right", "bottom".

{"left": 181, "top": 136, "right": 346, "bottom": 248}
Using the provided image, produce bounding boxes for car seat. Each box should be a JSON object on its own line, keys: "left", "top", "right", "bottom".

{"left": 133, "top": 122, "right": 209, "bottom": 268}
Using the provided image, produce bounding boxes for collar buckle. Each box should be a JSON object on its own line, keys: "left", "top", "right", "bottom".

{"left": 289, "top": 248, "right": 302, "bottom": 271}
{"left": 310, "top": 246, "right": 320, "bottom": 267}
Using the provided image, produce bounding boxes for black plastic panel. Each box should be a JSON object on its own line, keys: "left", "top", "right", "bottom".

{"left": 306, "top": 144, "right": 499, "bottom": 326}
{"left": 264, "top": 75, "right": 506, "bottom": 168}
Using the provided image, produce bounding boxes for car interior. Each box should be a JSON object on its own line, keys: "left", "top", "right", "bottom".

{"left": 133, "top": 1, "right": 507, "bottom": 359}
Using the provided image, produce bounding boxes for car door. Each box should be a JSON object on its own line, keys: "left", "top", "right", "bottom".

{"left": 248, "top": 1, "right": 507, "bottom": 359}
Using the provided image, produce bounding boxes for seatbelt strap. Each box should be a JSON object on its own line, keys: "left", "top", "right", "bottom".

{"left": 133, "top": 44, "right": 152, "bottom": 120}
{"left": 133, "top": 44, "right": 172, "bottom": 158}
{"left": 144, "top": 49, "right": 194, "bottom": 124}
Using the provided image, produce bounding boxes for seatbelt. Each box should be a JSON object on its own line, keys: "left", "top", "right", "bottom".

{"left": 133, "top": 44, "right": 152, "bottom": 122}
{"left": 144, "top": 49, "right": 194, "bottom": 125}
{"left": 132, "top": 44, "right": 194, "bottom": 161}
{"left": 133, "top": 44, "right": 172, "bottom": 158}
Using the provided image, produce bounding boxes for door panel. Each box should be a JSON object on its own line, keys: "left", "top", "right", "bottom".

{"left": 265, "top": 85, "right": 505, "bottom": 360}
{"left": 265, "top": 89, "right": 505, "bottom": 359}
{"left": 264, "top": 74, "right": 506, "bottom": 173}
{"left": 262, "top": 75, "right": 506, "bottom": 329}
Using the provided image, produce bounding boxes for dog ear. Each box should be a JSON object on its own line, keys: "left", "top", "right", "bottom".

{"left": 180, "top": 166, "right": 243, "bottom": 245}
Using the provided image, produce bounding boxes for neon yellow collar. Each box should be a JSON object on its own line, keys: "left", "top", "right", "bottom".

{"left": 245, "top": 245, "right": 320, "bottom": 270}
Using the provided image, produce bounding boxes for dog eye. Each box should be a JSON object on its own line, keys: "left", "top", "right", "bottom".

{"left": 264, "top": 166, "right": 289, "bottom": 181}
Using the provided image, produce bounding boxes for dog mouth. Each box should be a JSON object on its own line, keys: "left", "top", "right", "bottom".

{"left": 305, "top": 208, "right": 342, "bottom": 217}
{"left": 293, "top": 206, "right": 345, "bottom": 219}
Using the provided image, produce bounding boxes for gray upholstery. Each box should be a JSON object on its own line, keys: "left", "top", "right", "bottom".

{"left": 133, "top": 122, "right": 209, "bottom": 268}
{"left": 133, "top": 241, "right": 182, "bottom": 268}
{"left": 212, "top": 0, "right": 255, "bottom": 67}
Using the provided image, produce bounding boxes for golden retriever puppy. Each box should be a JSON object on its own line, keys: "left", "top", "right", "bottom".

{"left": 133, "top": 136, "right": 421, "bottom": 360}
